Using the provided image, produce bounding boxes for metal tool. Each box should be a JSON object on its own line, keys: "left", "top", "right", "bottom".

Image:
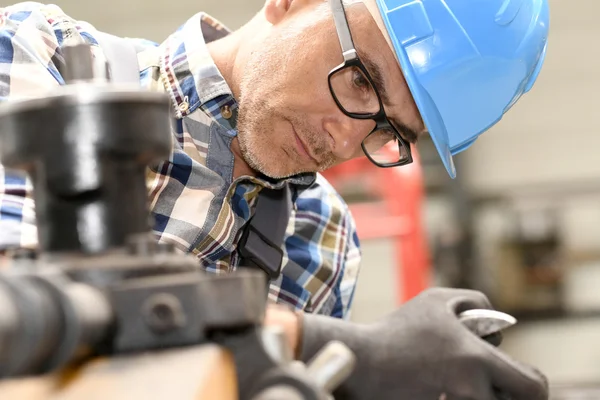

{"left": 460, "top": 310, "right": 517, "bottom": 400}
{"left": 459, "top": 309, "right": 517, "bottom": 338}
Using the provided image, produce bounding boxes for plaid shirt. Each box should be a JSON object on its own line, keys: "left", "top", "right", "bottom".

{"left": 0, "top": 3, "right": 361, "bottom": 318}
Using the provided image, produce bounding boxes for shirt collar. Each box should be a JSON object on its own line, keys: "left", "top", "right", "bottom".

{"left": 158, "top": 12, "right": 233, "bottom": 120}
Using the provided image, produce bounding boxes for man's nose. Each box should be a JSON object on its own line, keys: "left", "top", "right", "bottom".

{"left": 323, "top": 116, "right": 375, "bottom": 161}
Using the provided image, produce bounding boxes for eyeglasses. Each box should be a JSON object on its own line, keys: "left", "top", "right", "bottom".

{"left": 328, "top": 0, "right": 413, "bottom": 168}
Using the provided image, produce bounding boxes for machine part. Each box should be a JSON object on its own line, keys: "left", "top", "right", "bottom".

{"left": 127, "top": 232, "right": 162, "bottom": 256}
{"left": 214, "top": 326, "right": 286, "bottom": 400}
{"left": 27, "top": 271, "right": 113, "bottom": 373}
{"left": 108, "top": 275, "right": 204, "bottom": 352}
{"left": 252, "top": 386, "right": 307, "bottom": 400}
{"left": 64, "top": 280, "right": 114, "bottom": 348}
{"left": 126, "top": 232, "right": 179, "bottom": 256}
{"left": 196, "top": 272, "right": 267, "bottom": 329}
{"left": 216, "top": 326, "right": 339, "bottom": 400}
{"left": 56, "top": 251, "right": 200, "bottom": 288}
{"left": 305, "top": 341, "right": 356, "bottom": 394}
{"left": 59, "top": 44, "right": 110, "bottom": 84}
{"left": 246, "top": 338, "right": 356, "bottom": 400}
{"left": 459, "top": 309, "right": 517, "bottom": 338}
{"left": 0, "top": 43, "right": 171, "bottom": 256}
{"left": 108, "top": 269, "right": 266, "bottom": 353}
{"left": 0, "top": 269, "right": 113, "bottom": 377}
{"left": 142, "top": 293, "right": 188, "bottom": 335}
{"left": 0, "top": 264, "right": 271, "bottom": 378}
{"left": 0, "top": 276, "right": 59, "bottom": 377}
{"left": 261, "top": 325, "right": 293, "bottom": 365}
{"left": 248, "top": 367, "right": 324, "bottom": 400}
{"left": 248, "top": 340, "right": 356, "bottom": 400}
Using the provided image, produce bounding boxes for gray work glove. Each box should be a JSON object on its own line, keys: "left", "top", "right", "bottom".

{"left": 300, "top": 287, "right": 548, "bottom": 400}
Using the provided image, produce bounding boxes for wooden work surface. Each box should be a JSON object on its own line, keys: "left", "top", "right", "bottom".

{"left": 0, "top": 344, "right": 237, "bottom": 400}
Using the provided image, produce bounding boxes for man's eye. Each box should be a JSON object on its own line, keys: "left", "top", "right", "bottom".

{"left": 352, "top": 70, "right": 369, "bottom": 90}
{"left": 381, "top": 128, "right": 397, "bottom": 141}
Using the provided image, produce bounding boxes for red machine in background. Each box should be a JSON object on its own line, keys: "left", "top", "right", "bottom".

{"left": 321, "top": 145, "right": 431, "bottom": 304}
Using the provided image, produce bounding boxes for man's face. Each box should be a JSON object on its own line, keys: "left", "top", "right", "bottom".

{"left": 236, "top": 0, "right": 425, "bottom": 179}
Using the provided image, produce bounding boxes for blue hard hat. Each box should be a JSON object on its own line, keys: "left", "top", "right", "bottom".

{"left": 375, "top": 0, "right": 549, "bottom": 178}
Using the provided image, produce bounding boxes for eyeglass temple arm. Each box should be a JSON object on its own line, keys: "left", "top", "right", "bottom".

{"left": 329, "top": 0, "right": 358, "bottom": 61}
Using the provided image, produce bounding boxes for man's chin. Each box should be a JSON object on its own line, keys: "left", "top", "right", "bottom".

{"left": 259, "top": 157, "right": 339, "bottom": 179}
{"left": 241, "top": 143, "right": 321, "bottom": 179}
{"left": 256, "top": 162, "right": 319, "bottom": 180}
{"left": 259, "top": 167, "right": 313, "bottom": 180}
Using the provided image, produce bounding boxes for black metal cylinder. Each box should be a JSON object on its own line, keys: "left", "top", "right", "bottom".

{"left": 0, "top": 88, "right": 171, "bottom": 255}
{"left": 0, "top": 271, "right": 113, "bottom": 378}
{"left": 0, "top": 275, "right": 63, "bottom": 376}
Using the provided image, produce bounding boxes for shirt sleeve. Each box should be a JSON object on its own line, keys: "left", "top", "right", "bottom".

{"left": 332, "top": 205, "right": 361, "bottom": 320}
{"left": 0, "top": 3, "right": 101, "bottom": 250}
{"left": 276, "top": 174, "right": 362, "bottom": 319}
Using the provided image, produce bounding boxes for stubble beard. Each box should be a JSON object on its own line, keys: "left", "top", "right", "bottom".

{"left": 236, "top": 38, "right": 338, "bottom": 178}
{"left": 237, "top": 98, "right": 339, "bottom": 179}
{"left": 236, "top": 99, "right": 277, "bottom": 177}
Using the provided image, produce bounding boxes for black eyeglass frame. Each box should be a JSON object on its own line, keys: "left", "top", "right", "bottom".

{"left": 327, "top": 0, "right": 413, "bottom": 168}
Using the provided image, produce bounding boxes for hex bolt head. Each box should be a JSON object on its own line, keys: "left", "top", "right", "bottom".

{"left": 142, "top": 293, "right": 187, "bottom": 335}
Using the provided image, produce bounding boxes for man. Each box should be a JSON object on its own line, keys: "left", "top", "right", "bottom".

{"left": 0, "top": 0, "right": 550, "bottom": 399}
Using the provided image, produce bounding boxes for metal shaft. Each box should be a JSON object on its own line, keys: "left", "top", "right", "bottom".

{"left": 305, "top": 341, "right": 356, "bottom": 394}
{"left": 0, "top": 43, "right": 172, "bottom": 255}
{"left": 0, "top": 271, "right": 113, "bottom": 377}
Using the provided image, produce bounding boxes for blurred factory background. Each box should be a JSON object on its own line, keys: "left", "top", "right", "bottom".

{"left": 0, "top": 0, "right": 597, "bottom": 398}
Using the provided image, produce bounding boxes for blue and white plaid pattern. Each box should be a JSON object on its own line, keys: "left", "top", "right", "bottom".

{"left": 0, "top": 2, "right": 361, "bottom": 318}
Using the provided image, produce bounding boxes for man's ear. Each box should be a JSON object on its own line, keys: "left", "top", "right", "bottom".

{"left": 264, "top": 0, "right": 294, "bottom": 25}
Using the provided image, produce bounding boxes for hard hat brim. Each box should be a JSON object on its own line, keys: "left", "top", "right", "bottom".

{"left": 373, "top": 0, "right": 457, "bottom": 178}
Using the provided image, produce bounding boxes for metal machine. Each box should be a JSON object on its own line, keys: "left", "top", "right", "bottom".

{"left": 0, "top": 43, "right": 355, "bottom": 400}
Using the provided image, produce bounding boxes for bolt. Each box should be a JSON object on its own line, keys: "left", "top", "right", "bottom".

{"left": 142, "top": 293, "right": 186, "bottom": 335}
{"left": 262, "top": 326, "right": 293, "bottom": 364}
{"left": 306, "top": 341, "right": 356, "bottom": 393}
{"left": 252, "top": 386, "right": 305, "bottom": 400}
